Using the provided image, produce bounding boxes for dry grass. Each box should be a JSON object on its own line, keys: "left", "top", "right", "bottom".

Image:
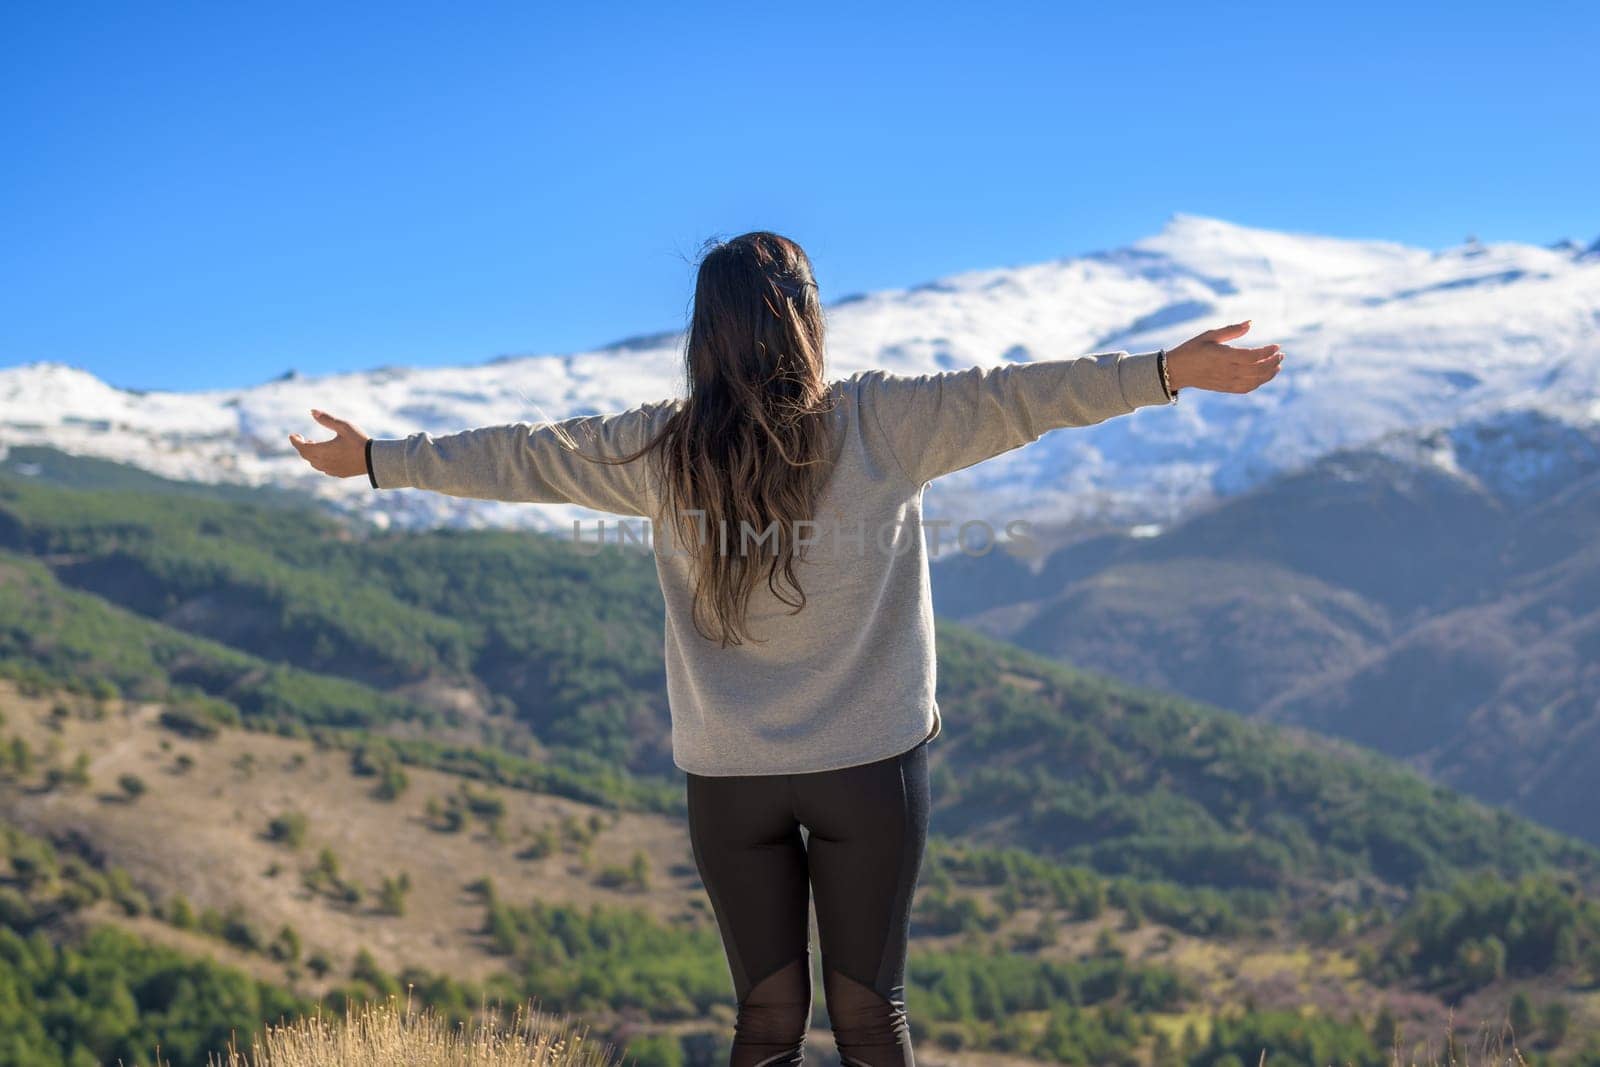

{"left": 189, "top": 993, "right": 624, "bottom": 1067}
{"left": 1377, "top": 1013, "right": 1533, "bottom": 1067}
{"left": 163, "top": 999, "right": 1537, "bottom": 1067}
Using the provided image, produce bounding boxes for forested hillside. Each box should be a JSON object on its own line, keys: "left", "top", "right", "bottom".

{"left": 934, "top": 414, "right": 1600, "bottom": 844}
{"left": 5, "top": 448, "right": 1600, "bottom": 1065}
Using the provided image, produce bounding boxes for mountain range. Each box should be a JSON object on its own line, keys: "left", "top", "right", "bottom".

{"left": 932, "top": 408, "right": 1600, "bottom": 844}
{"left": 4, "top": 212, "right": 1598, "bottom": 549}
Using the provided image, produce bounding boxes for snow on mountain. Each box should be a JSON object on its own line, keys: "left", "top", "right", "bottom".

{"left": 3, "top": 213, "right": 1598, "bottom": 538}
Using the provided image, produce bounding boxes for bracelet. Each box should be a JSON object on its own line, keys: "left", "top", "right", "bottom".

{"left": 365, "top": 438, "right": 379, "bottom": 489}
{"left": 1157, "top": 348, "right": 1178, "bottom": 401}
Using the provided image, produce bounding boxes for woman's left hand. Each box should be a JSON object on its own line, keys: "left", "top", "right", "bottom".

{"left": 289, "top": 409, "right": 371, "bottom": 478}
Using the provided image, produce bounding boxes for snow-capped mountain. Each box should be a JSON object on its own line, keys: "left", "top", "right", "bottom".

{"left": 3, "top": 213, "right": 1598, "bottom": 537}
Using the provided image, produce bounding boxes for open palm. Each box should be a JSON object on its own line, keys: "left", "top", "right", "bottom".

{"left": 1165, "top": 320, "right": 1284, "bottom": 394}
{"left": 288, "top": 409, "right": 371, "bottom": 479}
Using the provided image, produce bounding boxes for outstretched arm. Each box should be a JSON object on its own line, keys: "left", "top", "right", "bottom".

{"left": 854, "top": 321, "right": 1281, "bottom": 488}
{"left": 288, "top": 402, "right": 675, "bottom": 517}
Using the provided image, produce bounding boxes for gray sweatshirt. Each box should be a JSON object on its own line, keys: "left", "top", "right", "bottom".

{"left": 367, "top": 348, "right": 1176, "bottom": 776}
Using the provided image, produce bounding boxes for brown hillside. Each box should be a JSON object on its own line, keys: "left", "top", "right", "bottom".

{"left": 0, "top": 679, "right": 706, "bottom": 992}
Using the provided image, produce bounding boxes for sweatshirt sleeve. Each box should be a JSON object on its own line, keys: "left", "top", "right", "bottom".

{"left": 854, "top": 349, "right": 1174, "bottom": 487}
{"left": 366, "top": 399, "right": 677, "bottom": 517}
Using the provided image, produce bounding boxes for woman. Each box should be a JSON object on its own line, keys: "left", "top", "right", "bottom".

{"left": 290, "top": 231, "right": 1282, "bottom": 1066}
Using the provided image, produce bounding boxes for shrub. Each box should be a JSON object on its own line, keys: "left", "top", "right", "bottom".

{"left": 268, "top": 812, "right": 309, "bottom": 848}
{"left": 159, "top": 706, "right": 220, "bottom": 740}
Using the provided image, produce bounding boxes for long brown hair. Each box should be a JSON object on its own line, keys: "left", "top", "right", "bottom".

{"left": 578, "top": 231, "right": 838, "bottom": 647}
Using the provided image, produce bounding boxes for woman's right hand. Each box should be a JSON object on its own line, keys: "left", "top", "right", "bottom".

{"left": 1165, "top": 321, "right": 1284, "bottom": 394}
{"left": 289, "top": 408, "right": 372, "bottom": 479}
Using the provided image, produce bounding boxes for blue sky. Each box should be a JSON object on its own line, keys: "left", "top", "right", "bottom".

{"left": 3, "top": 1, "right": 1595, "bottom": 392}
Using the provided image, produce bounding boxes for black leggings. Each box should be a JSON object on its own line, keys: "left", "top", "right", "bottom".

{"left": 686, "top": 737, "right": 930, "bottom": 1067}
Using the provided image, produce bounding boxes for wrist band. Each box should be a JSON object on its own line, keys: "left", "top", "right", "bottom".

{"left": 365, "top": 438, "right": 379, "bottom": 489}
{"left": 1157, "top": 348, "right": 1178, "bottom": 401}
